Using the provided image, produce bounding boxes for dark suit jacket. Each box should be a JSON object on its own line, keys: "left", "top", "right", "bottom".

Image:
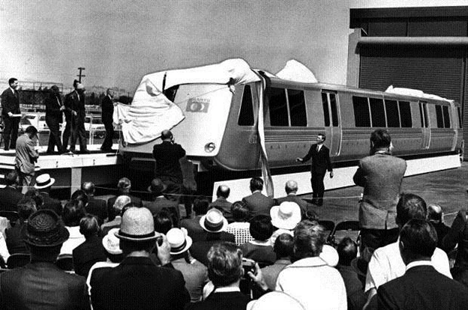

{"left": 1, "top": 88, "right": 20, "bottom": 116}
{"left": 242, "top": 192, "right": 275, "bottom": 218}
{"left": 72, "top": 235, "right": 107, "bottom": 277}
{"left": 86, "top": 196, "right": 108, "bottom": 225}
{"left": 153, "top": 141, "right": 186, "bottom": 183}
{"left": 0, "top": 261, "right": 90, "bottom": 310}
{"left": 40, "top": 192, "right": 63, "bottom": 215}
{"left": 107, "top": 194, "right": 142, "bottom": 221}
{"left": 336, "top": 264, "right": 366, "bottom": 310}
{"left": 376, "top": 265, "right": 468, "bottom": 310}
{"left": 187, "top": 291, "right": 251, "bottom": 310}
{"left": 143, "top": 196, "right": 180, "bottom": 219}
{"left": 0, "top": 186, "right": 23, "bottom": 212}
{"left": 190, "top": 232, "right": 235, "bottom": 266}
{"left": 5, "top": 222, "right": 28, "bottom": 254}
{"left": 101, "top": 95, "right": 114, "bottom": 125}
{"left": 209, "top": 197, "right": 233, "bottom": 222}
{"left": 275, "top": 194, "right": 317, "bottom": 219}
{"left": 45, "top": 92, "right": 63, "bottom": 123}
{"left": 90, "top": 256, "right": 189, "bottom": 310}
{"left": 302, "top": 143, "right": 333, "bottom": 174}
{"left": 180, "top": 215, "right": 205, "bottom": 241}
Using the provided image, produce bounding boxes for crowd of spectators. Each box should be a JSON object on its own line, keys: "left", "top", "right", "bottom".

{"left": 0, "top": 154, "right": 467, "bottom": 309}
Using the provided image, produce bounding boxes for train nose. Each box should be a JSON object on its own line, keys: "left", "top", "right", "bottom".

{"left": 204, "top": 142, "right": 216, "bottom": 153}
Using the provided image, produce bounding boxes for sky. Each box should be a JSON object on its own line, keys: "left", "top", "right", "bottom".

{"left": 0, "top": 0, "right": 350, "bottom": 93}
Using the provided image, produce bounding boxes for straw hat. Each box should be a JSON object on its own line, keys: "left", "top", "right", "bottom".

{"left": 34, "top": 174, "right": 55, "bottom": 189}
{"left": 247, "top": 291, "right": 305, "bottom": 310}
{"left": 270, "top": 201, "right": 301, "bottom": 230}
{"left": 147, "top": 178, "right": 167, "bottom": 195}
{"left": 24, "top": 209, "right": 69, "bottom": 247}
{"left": 166, "top": 228, "right": 192, "bottom": 255}
{"left": 103, "top": 228, "right": 122, "bottom": 255}
{"left": 199, "top": 208, "right": 228, "bottom": 233}
{"left": 115, "top": 207, "right": 158, "bottom": 241}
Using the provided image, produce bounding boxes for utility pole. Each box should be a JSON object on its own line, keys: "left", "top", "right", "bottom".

{"left": 77, "top": 67, "right": 86, "bottom": 83}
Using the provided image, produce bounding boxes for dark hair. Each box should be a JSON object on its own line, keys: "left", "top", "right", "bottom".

{"left": 207, "top": 242, "right": 243, "bottom": 287}
{"left": 337, "top": 237, "right": 357, "bottom": 266}
{"left": 8, "top": 78, "right": 17, "bottom": 85}
{"left": 79, "top": 214, "right": 99, "bottom": 238}
{"left": 250, "top": 177, "right": 264, "bottom": 192}
{"left": 17, "top": 197, "right": 36, "bottom": 221}
{"left": 397, "top": 193, "right": 427, "bottom": 227}
{"left": 249, "top": 215, "right": 274, "bottom": 241}
{"left": 24, "top": 189, "right": 44, "bottom": 208}
{"left": 62, "top": 200, "right": 86, "bottom": 227}
{"left": 318, "top": 133, "right": 326, "bottom": 141}
{"left": 216, "top": 185, "right": 230, "bottom": 199}
{"left": 427, "top": 204, "right": 442, "bottom": 223}
{"left": 400, "top": 219, "right": 437, "bottom": 260}
{"left": 71, "top": 189, "right": 88, "bottom": 205}
{"left": 193, "top": 198, "right": 209, "bottom": 215}
{"left": 370, "top": 129, "right": 391, "bottom": 149}
{"left": 231, "top": 201, "right": 250, "bottom": 222}
{"left": 293, "top": 220, "right": 325, "bottom": 261}
{"left": 25, "top": 126, "right": 38, "bottom": 136}
{"left": 274, "top": 233, "right": 294, "bottom": 259}
{"left": 5, "top": 170, "right": 18, "bottom": 186}
{"left": 81, "top": 182, "right": 95, "bottom": 195}
{"left": 154, "top": 210, "right": 173, "bottom": 234}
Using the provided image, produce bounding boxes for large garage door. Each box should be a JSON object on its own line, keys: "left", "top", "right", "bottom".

{"left": 359, "top": 46, "right": 465, "bottom": 103}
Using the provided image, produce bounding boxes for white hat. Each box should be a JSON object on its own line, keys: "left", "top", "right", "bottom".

{"left": 199, "top": 209, "right": 228, "bottom": 233}
{"left": 34, "top": 174, "right": 55, "bottom": 189}
{"left": 102, "top": 228, "right": 122, "bottom": 255}
{"left": 166, "top": 228, "right": 192, "bottom": 255}
{"left": 270, "top": 202, "right": 301, "bottom": 230}
{"left": 115, "top": 207, "right": 158, "bottom": 242}
{"left": 247, "top": 291, "right": 305, "bottom": 310}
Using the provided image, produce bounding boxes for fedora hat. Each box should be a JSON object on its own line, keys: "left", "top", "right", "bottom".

{"left": 24, "top": 209, "right": 69, "bottom": 247}
{"left": 34, "top": 173, "right": 55, "bottom": 189}
{"left": 147, "top": 178, "right": 167, "bottom": 194}
{"left": 270, "top": 201, "right": 301, "bottom": 230}
{"left": 115, "top": 207, "right": 158, "bottom": 241}
{"left": 199, "top": 208, "right": 228, "bottom": 233}
{"left": 103, "top": 228, "right": 122, "bottom": 255}
{"left": 166, "top": 228, "right": 192, "bottom": 255}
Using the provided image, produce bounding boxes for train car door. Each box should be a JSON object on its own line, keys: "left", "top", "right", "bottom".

{"left": 321, "top": 90, "right": 342, "bottom": 156}
{"left": 419, "top": 101, "right": 431, "bottom": 149}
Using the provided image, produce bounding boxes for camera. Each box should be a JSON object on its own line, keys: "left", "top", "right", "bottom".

{"left": 242, "top": 258, "right": 256, "bottom": 277}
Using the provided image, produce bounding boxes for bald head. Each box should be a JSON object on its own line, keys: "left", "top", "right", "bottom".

{"left": 285, "top": 180, "right": 298, "bottom": 195}
{"left": 161, "top": 130, "right": 173, "bottom": 141}
{"left": 427, "top": 204, "right": 443, "bottom": 224}
{"left": 216, "top": 185, "right": 230, "bottom": 199}
{"left": 81, "top": 182, "right": 95, "bottom": 196}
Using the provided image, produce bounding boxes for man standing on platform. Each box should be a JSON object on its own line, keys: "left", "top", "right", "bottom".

{"left": 15, "top": 126, "right": 39, "bottom": 193}
{"left": 45, "top": 85, "right": 65, "bottom": 154}
{"left": 296, "top": 133, "right": 333, "bottom": 206}
{"left": 1, "top": 78, "right": 21, "bottom": 151}
{"left": 100, "top": 88, "right": 115, "bottom": 152}
{"left": 65, "top": 80, "right": 89, "bottom": 154}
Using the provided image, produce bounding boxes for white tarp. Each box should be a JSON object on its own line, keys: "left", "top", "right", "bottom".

{"left": 385, "top": 85, "right": 454, "bottom": 102}
{"left": 276, "top": 59, "right": 318, "bottom": 83}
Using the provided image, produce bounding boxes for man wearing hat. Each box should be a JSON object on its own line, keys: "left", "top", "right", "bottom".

{"left": 144, "top": 178, "right": 180, "bottom": 219}
{"left": 90, "top": 207, "right": 190, "bottom": 310}
{"left": 0, "top": 209, "right": 90, "bottom": 309}
{"left": 64, "top": 80, "right": 89, "bottom": 154}
{"left": 189, "top": 208, "right": 235, "bottom": 266}
{"left": 15, "top": 125, "right": 39, "bottom": 193}
{"left": 35, "top": 173, "right": 63, "bottom": 215}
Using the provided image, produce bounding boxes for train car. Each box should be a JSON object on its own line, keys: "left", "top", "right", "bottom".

{"left": 118, "top": 60, "right": 463, "bottom": 193}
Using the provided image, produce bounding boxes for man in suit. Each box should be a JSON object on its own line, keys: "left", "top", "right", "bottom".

{"left": 0, "top": 170, "right": 23, "bottom": 212}
{"left": 82, "top": 181, "right": 107, "bottom": 225}
{"left": 144, "top": 178, "right": 180, "bottom": 219}
{"left": 242, "top": 177, "right": 275, "bottom": 218}
{"left": 0, "top": 209, "right": 90, "bottom": 309}
{"left": 296, "top": 133, "right": 333, "bottom": 206}
{"left": 107, "top": 177, "right": 142, "bottom": 221}
{"left": 209, "top": 185, "right": 233, "bottom": 222}
{"left": 100, "top": 88, "right": 115, "bottom": 152}
{"left": 65, "top": 81, "right": 89, "bottom": 154}
{"left": 353, "top": 129, "right": 406, "bottom": 265}
{"left": 275, "top": 180, "right": 317, "bottom": 219}
{"left": 90, "top": 207, "right": 190, "bottom": 310}
{"left": 180, "top": 198, "right": 209, "bottom": 242}
{"left": 45, "top": 85, "right": 65, "bottom": 154}
{"left": 5, "top": 197, "right": 36, "bottom": 254}
{"left": 1, "top": 78, "right": 21, "bottom": 151}
{"left": 374, "top": 219, "right": 468, "bottom": 310}
{"left": 15, "top": 126, "right": 39, "bottom": 193}
{"left": 34, "top": 173, "right": 63, "bottom": 215}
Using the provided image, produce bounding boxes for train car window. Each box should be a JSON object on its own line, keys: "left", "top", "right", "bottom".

{"left": 238, "top": 85, "right": 254, "bottom": 126}
{"left": 435, "top": 105, "right": 444, "bottom": 128}
{"left": 288, "top": 89, "right": 307, "bottom": 126}
{"left": 399, "top": 101, "right": 412, "bottom": 128}
{"left": 330, "top": 93, "right": 339, "bottom": 126}
{"left": 443, "top": 106, "right": 450, "bottom": 128}
{"left": 419, "top": 102, "right": 428, "bottom": 128}
{"left": 370, "top": 98, "right": 385, "bottom": 127}
{"left": 353, "top": 96, "right": 371, "bottom": 127}
{"left": 269, "top": 87, "right": 288, "bottom": 126}
{"left": 385, "top": 100, "right": 400, "bottom": 127}
{"left": 321, "top": 93, "right": 330, "bottom": 126}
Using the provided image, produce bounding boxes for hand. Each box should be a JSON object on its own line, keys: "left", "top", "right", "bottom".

{"left": 72, "top": 111, "right": 77, "bottom": 116}
{"left": 296, "top": 157, "right": 303, "bottom": 163}
{"left": 330, "top": 171, "right": 334, "bottom": 178}
{"left": 7, "top": 112, "right": 12, "bottom": 117}
{"left": 247, "top": 263, "right": 269, "bottom": 291}
{"left": 155, "top": 233, "right": 171, "bottom": 265}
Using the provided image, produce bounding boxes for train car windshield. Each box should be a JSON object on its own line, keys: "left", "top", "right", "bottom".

{"left": 170, "top": 83, "right": 233, "bottom": 157}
